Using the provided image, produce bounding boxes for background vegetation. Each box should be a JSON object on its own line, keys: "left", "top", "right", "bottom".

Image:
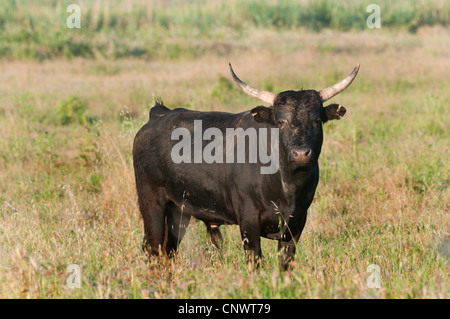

{"left": 1, "top": 0, "right": 449, "bottom": 60}
{"left": 0, "top": 0, "right": 448, "bottom": 298}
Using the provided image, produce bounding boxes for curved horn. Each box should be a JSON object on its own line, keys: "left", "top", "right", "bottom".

{"left": 229, "top": 63, "right": 277, "bottom": 105}
{"left": 319, "top": 64, "right": 360, "bottom": 102}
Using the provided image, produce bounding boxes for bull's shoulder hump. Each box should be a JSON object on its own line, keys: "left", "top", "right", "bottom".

{"left": 149, "top": 104, "right": 171, "bottom": 119}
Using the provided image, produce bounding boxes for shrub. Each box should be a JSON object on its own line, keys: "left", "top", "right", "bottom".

{"left": 55, "top": 95, "right": 88, "bottom": 125}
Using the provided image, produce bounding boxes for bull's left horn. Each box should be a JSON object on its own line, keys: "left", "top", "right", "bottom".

{"left": 319, "top": 64, "right": 360, "bottom": 102}
{"left": 229, "top": 63, "right": 277, "bottom": 106}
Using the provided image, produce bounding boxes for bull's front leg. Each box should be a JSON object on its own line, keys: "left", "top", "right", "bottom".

{"left": 277, "top": 221, "right": 304, "bottom": 270}
{"left": 239, "top": 217, "right": 262, "bottom": 271}
{"left": 278, "top": 165, "right": 319, "bottom": 270}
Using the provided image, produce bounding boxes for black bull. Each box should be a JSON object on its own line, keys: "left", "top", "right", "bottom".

{"left": 133, "top": 64, "right": 359, "bottom": 269}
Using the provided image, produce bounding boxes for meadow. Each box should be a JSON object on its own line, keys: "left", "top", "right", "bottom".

{"left": 0, "top": 0, "right": 449, "bottom": 298}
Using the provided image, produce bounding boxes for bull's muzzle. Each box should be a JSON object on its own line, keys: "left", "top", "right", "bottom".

{"left": 290, "top": 147, "right": 313, "bottom": 164}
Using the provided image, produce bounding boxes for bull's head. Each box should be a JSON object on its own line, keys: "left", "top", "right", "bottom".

{"left": 229, "top": 63, "right": 359, "bottom": 169}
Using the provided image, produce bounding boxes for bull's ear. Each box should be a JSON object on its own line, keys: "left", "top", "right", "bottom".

{"left": 250, "top": 106, "right": 275, "bottom": 124}
{"left": 322, "top": 104, "right": 346, "bottom": 123}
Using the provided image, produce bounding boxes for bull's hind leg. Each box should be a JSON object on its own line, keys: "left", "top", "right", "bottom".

{"left": 206, "top": 224, "right": 223, "bottom": 249}
{"left": 164, "top": 201, "right": 191, "bottom": 256}
{"left": 136, "top": 182, "right": 167, "bottom": 259}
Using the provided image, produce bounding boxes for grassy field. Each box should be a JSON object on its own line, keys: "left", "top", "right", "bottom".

{"left": 0, "top": 1, "right": 449, "bottom": 298}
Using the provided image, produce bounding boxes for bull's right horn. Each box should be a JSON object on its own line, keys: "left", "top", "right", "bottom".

{"left": 229, "top": 63, "right": 277, "bottom": 106}
{"left": 319, "top": 64, "right": 360, "bottom": 102}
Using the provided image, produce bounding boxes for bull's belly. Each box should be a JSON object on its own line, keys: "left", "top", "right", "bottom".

{"left": 182, "top": 204, "right": 285, "bottom": 241}
{"left": 172, "top": 195, "right": 288, "bottom": 241}
{"left": 166, "top": 189, "right": 238, "bottom": 226}
{"left": 184, "top": 205, "right": 238, "bottom": 226}
{"left": 164, "top": 175, "right": 293, "bottom": 240}
{"left": 164, "top": 176, "right": 238, "bottom": 225}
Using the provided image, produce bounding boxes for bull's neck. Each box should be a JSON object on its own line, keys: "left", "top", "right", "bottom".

{"left": 277, "top": 143, "right": 317, "bottom": 191}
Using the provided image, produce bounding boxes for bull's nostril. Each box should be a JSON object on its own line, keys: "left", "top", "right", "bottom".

{"left": 305, "top": 148, "right": 311, "bottom": 157}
